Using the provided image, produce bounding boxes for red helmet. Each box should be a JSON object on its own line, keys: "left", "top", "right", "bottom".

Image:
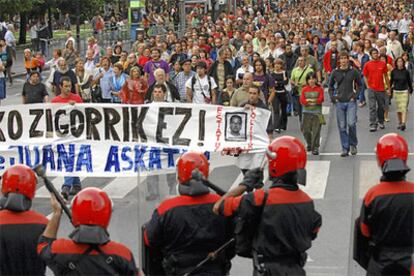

{"left": 267, "top": 136, "right": 307, "bottom": 178}
{"left": 176, "top": 152, "right": 209, "bottom": 184}
{"left": 1, "top": 164, "right": 37, "bottom": 199}
{"left": 376, "top": 133, "right": 408, "bottom": 168}
{"left": 72, "top": 188, "right": 112, "bottom": 229}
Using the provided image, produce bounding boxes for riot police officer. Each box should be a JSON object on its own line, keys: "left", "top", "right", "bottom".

{"left": 355, "top": 133, "right": 414, "bottom": 275}
{"left": 38, "top": 187, "right": 138, "bottom": 275}
{"left": 216, "top": 135, "right": 322, "bottom": 275}
{"left": 0, "top": 164, "right": 48, "bottom": 275}
{"left": 143, "top": 152, "right": 234, "bottom": 275}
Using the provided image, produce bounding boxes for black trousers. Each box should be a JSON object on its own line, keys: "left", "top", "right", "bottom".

{"left": 272, "top": 92, "right": 288, "bottom": 130}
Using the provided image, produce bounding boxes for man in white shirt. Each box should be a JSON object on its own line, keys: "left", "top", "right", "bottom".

{"left": 235, "top": 55, "right": 254, "bottom": 85}
{"left": 185, "top": 61, "right": 217, "bottom": 104}
{"left": 398, "top": 13, "right": 413, "bottom": 43}
{"left": 84, "top": 49, "right": 97, "bottom": 75}
{"left": 4, "top": 24, "right": 16, "bottom": 60}
{"left": 387, "top": 31, "right": 404, "bottom": 59}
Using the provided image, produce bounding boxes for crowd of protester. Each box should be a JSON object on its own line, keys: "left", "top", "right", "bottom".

{"left": 0, "top": 0, "right": 413, "bottom": 153}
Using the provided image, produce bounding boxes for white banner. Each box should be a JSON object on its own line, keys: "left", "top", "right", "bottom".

{"left": 0, "top": 103, "right": 270, "bottom": 177}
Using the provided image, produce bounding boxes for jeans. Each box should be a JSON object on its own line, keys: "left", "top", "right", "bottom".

{"left": 335, "top": 101, "right": 358, "bottom": 151}
{"left": 63, "top": 177, "right": 81, "bottom": 188}
{"left": 358, "top": 76, "right": 366, "bottom": 103}
{"left": 367, "top": 89, "right": 387, "bottom": 127}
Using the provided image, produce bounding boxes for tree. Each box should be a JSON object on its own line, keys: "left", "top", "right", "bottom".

{"left": 0, "top": 0, "right": 49, "bottom": 44}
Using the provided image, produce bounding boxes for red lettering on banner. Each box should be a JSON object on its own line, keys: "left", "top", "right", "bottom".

{"left": 215, "top": 106, "right": 223, "bottom": 151}
{"left": 247, "top": 108, "right": 256, "bottom": 153}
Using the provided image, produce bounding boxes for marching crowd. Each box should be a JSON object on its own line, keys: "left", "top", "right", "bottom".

{"left": 0, "top": 0, "right": 413, "bottom": 275}
{"left": 0, "top": 0, "right": 412, "bottom": 156}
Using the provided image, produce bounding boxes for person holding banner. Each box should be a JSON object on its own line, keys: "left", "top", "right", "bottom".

{"left": 233, "top": 84, "right": 273, "bottom": 175}
{"left": 145, "top": 84, "right": 177, "bottom": 201}
{"left": 51, "top": 76, "right": 83, "bottom": 199}
{"left": 0, "top": 165, "right": 48, "bottom": 275}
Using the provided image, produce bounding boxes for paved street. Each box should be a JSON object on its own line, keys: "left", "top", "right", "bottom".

{"left": 1, "top": 75, "right": 413, "bottom": 276}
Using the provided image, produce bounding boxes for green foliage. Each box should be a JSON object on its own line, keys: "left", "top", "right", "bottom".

{"left": 0, "top": 0, "right": 118, "bottom": 20}
{"left": 0, "top": 0, "right": 46, "bottom": 17}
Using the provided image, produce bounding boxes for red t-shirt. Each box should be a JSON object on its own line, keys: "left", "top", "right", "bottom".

{"left": 363, "top": 60, "right": 388, "bottom": 92}
{"left": 51, "top": 93, "right": 83, "bottom": 103}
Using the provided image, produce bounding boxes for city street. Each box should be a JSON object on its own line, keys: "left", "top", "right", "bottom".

{"left": 1, "top": 74, "right": 413, "bottom": 276}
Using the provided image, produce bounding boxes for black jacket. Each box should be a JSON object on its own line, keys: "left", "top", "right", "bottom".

{"left": 38, "top": 236, "right": 138, "bottom": 275}
{"left": 0, "top": 210, "right": 48, "bottom": 275}
{"left": 328, "top": 67, "right": 362, "bottom": 102}
{"left": 279, "top": 52, "right": 298, "bottom": 78}
{"left": 219, "top": 181, "right": 321, "bottom": 276}
{"left": 144, "top": 180, "right": 234, "bottom": 275}
{"left": 146, "top": 81, "right": 180, "bottom": 102}
{"left": 209, "top": 60, "right": 234, "bottom": 91}
{"left": 357, "top": 179, "right": 414, "bottom": 274}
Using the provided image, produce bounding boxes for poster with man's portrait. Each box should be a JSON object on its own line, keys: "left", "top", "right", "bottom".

{"left": 225, "top": 112, "right": 247, "bottom": 141}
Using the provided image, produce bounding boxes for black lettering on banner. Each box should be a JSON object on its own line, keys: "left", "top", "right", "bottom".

{"left": 85, "top": 108, "right": 102, "bottom": 140}
{"left": 45, "top": 109, "right": 53, "bottom": 138}
{"left": 0, "top": 111, "right": 4, "bottom": 141}
{"left": 8, "top": 111, "right": 23, "bottom": 140}
{"left": 29, "top": 109, "right": 44, "bottom": 138}
{"left": 103, "top": 108, "right": 121, "bottom": 141}
{"left": 198, "top": 109, "right": 206, "bottom": 146}
{"left": 122, "top": 107, "right": 130, "bottom": 142}
{"left": 131, "top": 107, "right": 148, "bottom": 142}
{"left": 156, "top": 107, "right": 173, "bottom": 144}
{"left": 173, "top": 107, "right": 191, "bottom": 146}
{"left": 54, "top": 110, "right": 69, "bottom": 137}
{"left": 70, "top": 110, "right": 85, "bottom": 138}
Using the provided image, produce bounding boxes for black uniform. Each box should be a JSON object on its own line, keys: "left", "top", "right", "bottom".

{"left": 220, "top": 180, "right": 322, "bottom": 275}
{"left": 0, "top": 209, "right": 48, "bottom": 275}
{"left": 358, "top": 178, "right": 414, "bottom": 275}
{"left": 144, "top": 180, "right": 234, "bottom": 275}
{"left": 37, "top": 236, "right": 138, "bottom": 275}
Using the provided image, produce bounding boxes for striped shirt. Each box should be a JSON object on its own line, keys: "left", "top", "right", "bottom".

{"left": 174, "top": 70, "right": 195, "bottom": 102}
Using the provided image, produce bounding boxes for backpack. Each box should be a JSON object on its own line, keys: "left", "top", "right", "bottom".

{"left": 191, "top": 75, "right": 213, "bottom": 102}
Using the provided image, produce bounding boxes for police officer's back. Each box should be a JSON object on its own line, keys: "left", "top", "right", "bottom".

{"left": 0, "top": 165, "right": 48, "bottom": 276}
{"left": 37, "top": 187, "right": 138, "bottom": 275}
{"left": 356, "top": 133, "right": 414, "bottom": 275}
{"left": 143, "top": 152, "right": 234, "bottom": 275}
{"left": 217, "top": 136, "right": 322, "bottom": 275}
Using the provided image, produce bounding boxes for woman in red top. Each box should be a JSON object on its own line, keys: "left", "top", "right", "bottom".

{"left": 119, "top": 66, "right": 147, "bottom": 104}
{"left": 137, "top": 48, "right": 151, "bottom": 67}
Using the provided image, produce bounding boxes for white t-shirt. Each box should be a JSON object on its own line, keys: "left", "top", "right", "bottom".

{"left": 398, "top": 19, "right": 412, "bottom": 34}
{"left": 185, "top": 75, "right": 217, "bottom": 104}
{"left": 235, "top": 65, "right": 254, "bottom": 80}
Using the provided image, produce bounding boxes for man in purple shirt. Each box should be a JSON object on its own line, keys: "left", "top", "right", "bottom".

{"left": 143, "top": 48, "right": 169, "bottom": 86}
